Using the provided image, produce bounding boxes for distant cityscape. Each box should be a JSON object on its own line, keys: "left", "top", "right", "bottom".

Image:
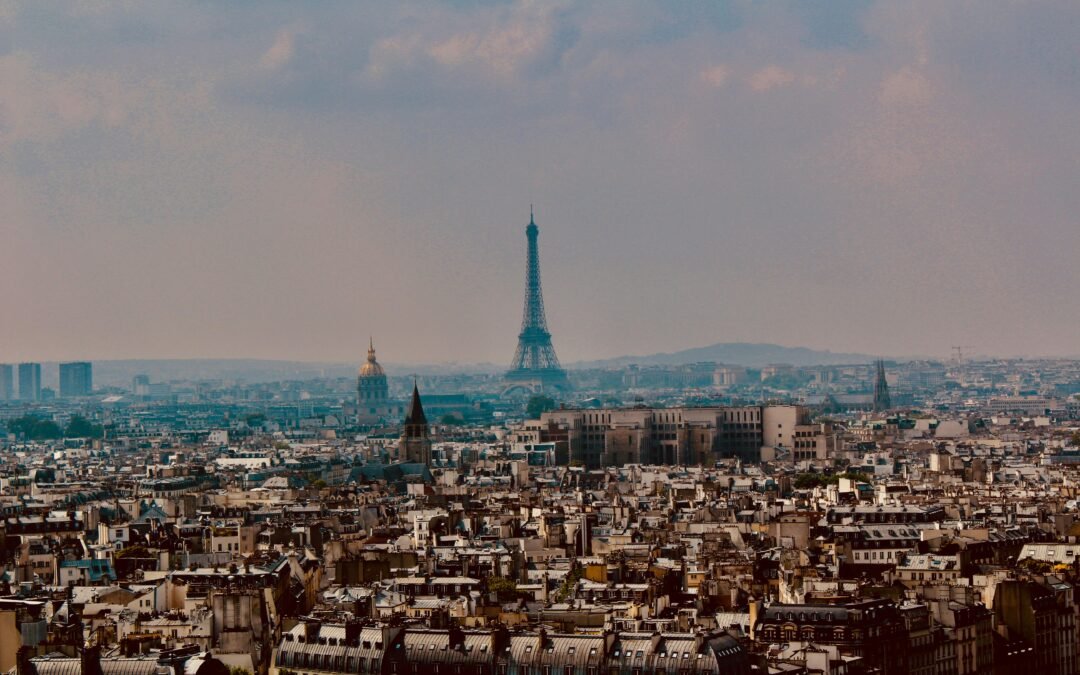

{"left": 3, "top": 212, "right": 1080, "bottom": 675}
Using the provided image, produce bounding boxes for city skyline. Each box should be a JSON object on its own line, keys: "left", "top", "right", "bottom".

{"left": 4, "top": 2, "right": 1080, "bottom": 363}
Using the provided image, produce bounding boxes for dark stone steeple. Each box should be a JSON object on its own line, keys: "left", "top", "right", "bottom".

{"left": 405, "top": 381, "right": 427, "bottom": 428}
{"left": 401, "top": 381, "right": 431, "bottom": 465}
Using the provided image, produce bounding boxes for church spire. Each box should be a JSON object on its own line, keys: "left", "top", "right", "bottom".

{"left": 405, "top": 381, "right": 427, "bottom": 426}
{"left": 401, "top": 380, "right": 431, "bottom": 466}
{"left": 873, "top": 359, "right": 891, "bottom": 412}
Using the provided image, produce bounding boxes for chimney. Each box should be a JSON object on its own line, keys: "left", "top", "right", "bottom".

{"left": 748, "top": 597, "right": 761, "bottom": 641}
{"left": 603, "top": 629, "right": 616, "bottom": 656}
{"left": 492, "top": 623, "right": 510, "bottom": 655}
{"left": 448, "top": 623, "right": 465, "bottom": 650}
{"left": 81, "top": 644, "right": 105, "bottom": 675}
{"left": 16, "top": 647, "right": 32, "bottom": 675}
{"left": 381, "top": 624, "right": 404, "bottom": 652}
{"left": 304, "top": 619, "right": 321, "bottom": 643}
{"left": 345, "top": 619, "right": 362, "bottom": 646}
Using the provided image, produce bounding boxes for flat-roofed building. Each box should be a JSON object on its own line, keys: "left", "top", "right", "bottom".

{"left": 17, "top": 362, "right": 40, "bottom": 401}
{"left": 535, "top": 404, "right": 823, "bottom": 467}
{"left": 58, "top": 361, "right": 93, "bottom": 397}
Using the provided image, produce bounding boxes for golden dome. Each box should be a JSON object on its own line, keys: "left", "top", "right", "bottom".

{"left": 359, "top": 338, "right": 385, "bottom": 377}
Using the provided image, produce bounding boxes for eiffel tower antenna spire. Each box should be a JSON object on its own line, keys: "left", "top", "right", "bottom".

{"left": 506, "top": 207, "right": 569, "bottom": 391}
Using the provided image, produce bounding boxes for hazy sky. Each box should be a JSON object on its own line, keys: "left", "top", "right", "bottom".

{"left": 3, "top": 1, "right": 1079, "bottom": 364}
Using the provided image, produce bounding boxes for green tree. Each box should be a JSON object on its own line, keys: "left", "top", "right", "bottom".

{"left": 841, "top": 471, "right": 872, "bottom": 483}
{"left": 793, "top": 473, "right": 826, "bottom": 490}
{"left": 8, "top": 416, "right": 63, "bottom": 440}
{"left": 554, "top": 567, "right": 583, "bottom": 602}
{"left": 526, "top": 394, "right": 557, "bottom": 419}
{"left": 487, "top": 576, "right": 518, "bottom": 599}
{"left": 64, "top": 415, "right": 103, "bottom": 439}
{"left": 116, "top": 545, "right": 151, "bottom": 559}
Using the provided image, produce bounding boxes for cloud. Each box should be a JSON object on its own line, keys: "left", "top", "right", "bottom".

{"left": 367, "top": 1, "right": 576, "bottom": 81}
{"left": 747, "top": 65, "right": 796, "bottom": 91}
{"left": 260, "top": 29, "right": 295, "bottom": 70}
{"left": 6, "top": 1, "right": 1080, "bottom": 361}
{"left": 0, "top": 53, "right": 135, "bottom": 144}
{"left": 699, "top": 64, "right": 730, "bottom": 88}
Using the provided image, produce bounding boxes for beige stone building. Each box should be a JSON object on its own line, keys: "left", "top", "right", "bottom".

{"left": 533, "top": 404, "right": 828, "bottom": 467}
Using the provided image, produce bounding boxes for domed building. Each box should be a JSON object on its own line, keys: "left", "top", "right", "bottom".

{"left": 356, "top": 339, "right": 402, "bottom": 425}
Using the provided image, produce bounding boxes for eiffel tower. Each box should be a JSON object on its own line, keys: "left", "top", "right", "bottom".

{"left": 506, "top": 208, "right": 569, "bottom": 390}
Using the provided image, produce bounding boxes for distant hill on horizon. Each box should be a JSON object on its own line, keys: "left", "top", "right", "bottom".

{"left": 63, "top": 343, "right": 892, "bottom": 388}
{"left": 570, "top": 342, "right": 881, "bottom": 369}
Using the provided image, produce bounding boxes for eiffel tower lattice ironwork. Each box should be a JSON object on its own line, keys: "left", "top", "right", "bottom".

{"left": 506, "top": 208, "right": 569, "bottom": 390}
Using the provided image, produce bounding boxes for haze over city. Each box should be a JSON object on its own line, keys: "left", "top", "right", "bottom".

{"left": 4, "top": 1, "right": 1080, "bottom": 365}
{"left": 12, "top": 5, "right": 1080, "bottom": 675}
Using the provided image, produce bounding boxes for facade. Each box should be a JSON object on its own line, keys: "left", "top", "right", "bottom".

{"left": 400, "top": 384, "right": 432, "bottom": 466}
{"left": 790, "top": 422, "right": 840, "bottom": 462}
{"left": 994, "top": 577, "right": 1077, "bottom": 675}
{"left": 17, "top": 362, "right": 40, "bottom": 401}
{"left": 271, "top": 622, "right": 750, "bottom": 675}
{"left": 986, "top": 397, "right": 1055, "bottom": 415}
{"left": 896, "top": 554, "right": 962, "bottom": 587}
{"left": 58, "top": 361, "right": 93, "bottom": 397}
{"left": 526, "top": 404, "right": 822, "bottom": 467}
{"left": 761, "top": 405, "right": 808, "bottom": 449}
{"left": 835, "top": 524, "right": 922, "bottom": 572}
{"left": 754, "top": 599, "right": 909, "bottom": 675}
{"left": 712, "top": 366, "right": 749, "bottom": 387}
{"left": 0, "top": 364, "right": 12, "bottom": 401}
{"left": 929, "top": 599, "right": 994, "bottom": 675}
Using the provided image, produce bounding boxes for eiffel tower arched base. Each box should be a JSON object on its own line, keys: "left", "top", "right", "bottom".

{"left": 504, "top": 368, "right": 570, "bottom": 394}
